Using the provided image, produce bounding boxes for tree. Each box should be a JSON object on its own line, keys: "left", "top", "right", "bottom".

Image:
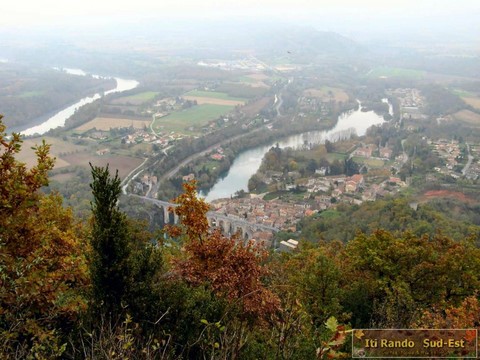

{"left": 88, "top": 164, "right": 166, "bottom": 326}
{"left": 89, "top": 164, "right": 132, "bottom": 317}
{"left": 345, "top": 230, "right": 480, "bottom": 327}
{"left": 0, "top": 116, "right": 88, "bottom": 357}
{"left": 324, "top": 140, "right": 335, "bottom": 153}
{"left": 166, "top": 181, "right": 279, "bottom": 358}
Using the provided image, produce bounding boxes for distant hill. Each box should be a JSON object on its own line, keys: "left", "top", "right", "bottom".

{"left": 248, "top": 26, "right": 365, "bottom": 60}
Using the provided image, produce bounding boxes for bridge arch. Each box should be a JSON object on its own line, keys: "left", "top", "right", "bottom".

{"left": 128, "top": 195, "right": 280, "bottom": 245}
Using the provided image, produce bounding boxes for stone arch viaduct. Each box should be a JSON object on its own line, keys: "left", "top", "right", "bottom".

{"left": 130, "top": 195, "right": 279, "bottom": 241}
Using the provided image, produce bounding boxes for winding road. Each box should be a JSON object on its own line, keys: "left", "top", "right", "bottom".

{"left": 123, "top": 84, "right": 286, "bottom": 198}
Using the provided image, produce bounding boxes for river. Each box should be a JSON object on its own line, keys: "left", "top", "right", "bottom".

{"left": 203, "top": 99, "right": 392, "bottom": 201}
{"left": 20, "top": 68, "right": 139, "bottom": 136}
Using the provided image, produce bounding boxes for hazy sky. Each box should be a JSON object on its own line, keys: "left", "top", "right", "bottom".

{"left": 2, "top": 0, "right": 479, "bottom": 42}
{"left": 3, "top": 0, "right": 479, "bottom": 26}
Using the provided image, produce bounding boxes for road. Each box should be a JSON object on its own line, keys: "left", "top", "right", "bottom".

{"left": 123, "top": 85, "right": 286, "bottom": 199}
{"left": 462, "top": 143, "right": 474, "bottom": 176}
{"left": 156, "top": 88, "right": 286, "bottom": 186}
{"left": 121, "top": 157, "right": 149, "bottom": 194}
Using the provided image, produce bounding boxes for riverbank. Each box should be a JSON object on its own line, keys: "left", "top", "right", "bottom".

{"left": 203, "top": 100, "right": 390, "bottom": 201}
{"left": 19, "top": 68, "right": 139, "bottom": 137}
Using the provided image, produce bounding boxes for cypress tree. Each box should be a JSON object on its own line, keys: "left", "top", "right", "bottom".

{"left": 89, "top": 163, "right": 130, "bottom": 316}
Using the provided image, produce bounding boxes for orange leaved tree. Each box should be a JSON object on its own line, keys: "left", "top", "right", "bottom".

{"left": 165, "top": 181, "right": 279, "bottom": 358}
{"left": 0, "top": 116, "right": 88, "bottom": 358}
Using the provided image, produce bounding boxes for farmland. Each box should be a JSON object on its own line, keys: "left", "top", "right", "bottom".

{"left": 62, "top": 153, "right": 144, "bottom": 179}
{"left": 352, "top": 156, "right": 386, "bottom": 168}
{"left": 237, "top": 74, "right": 270, "bottom": 88}
{"left": 454, "top": 110, "right": 480, "bottom": 126}
{"left": 183, "top": 90, "right": 246, "bottom": 106}
{"left": 303, "top": 87, "right": 349, "bottom": 102}
{"left": 152, "top": 104, "right": 234, "bottom": 134}
{"left": 462, "top": 97, "right": 480, "bottom": 110}
{"left": 17, "top": 136, "right": 87, "bottom": 168}
{"left": 111, "top": 91, "right": 159, "bottom": 105}
{"left": 366, "top": 66, "right": 425, "bottom": 80}
{"left": 75, "top": 117, "right": 151, "bottom": 132}
{"left": 241, "top": 97, "right": 273, "bottom": 117}
{"left": 183, "top": 90, "right": 245, "bottom": 102}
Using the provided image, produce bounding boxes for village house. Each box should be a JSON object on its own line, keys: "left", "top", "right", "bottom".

{"left": 211, "top": 153, "right": 224, "bottom": 161}
{"left": 278, "top": 239, "right": 299, "bottom": 252}
{"left": 96, "top": 148, "right": 110, "bottom": 156}
{"left": 182, "top": 173, "right": 195, "bottom": 182}
{"left": 379, "top": 147, "right": 393, "bottom": 159}
{"left": 353, "top": 144, "right": 376, "bottom": 158}
{"left": 345, "top": 174, "right": 364, "bottom": 192}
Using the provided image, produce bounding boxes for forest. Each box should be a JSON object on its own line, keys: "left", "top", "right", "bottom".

{"left": 2, "top": 115, "right": 480, "bottom": 359}
{"left": 0, "top": 64, "right": 115, "bottom": 128}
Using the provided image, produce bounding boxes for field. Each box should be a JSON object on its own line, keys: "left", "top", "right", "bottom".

{"left": 352, "top": 156, "right": 385, "bottom": 168}
{"left": 454, "top": 110, "right": 480, "bottom": 125}
{"left": 152, "top": 104, "right": 234, "bottom": 134}
{"left": 17, "top": 136, "right": 87, "bottom": 169}
{"left": 19, "top": 91, "right": 43, "bottom": 98}
{"left": 237, "top": 74, "right": 269, "bottom": 88}
{"left": 111, "top": 91, "right": 159, "bottom": 105}
{"left": 241, "top": 97, "right": 272, "bottom": 117}
{"left": 246, "top": 73, "right": 269, "bottom": 81}
{"left": 325, "top": 153, "right": 347, "bottom": 162}
{"left": 452, "top": 89, "right": 474, "bottom": 97}
{"left": 462, "top": 97, "right": 480, "bottom": 110}
{"left": 75, "top": 117, "right": 151, "bottom": 132}
{"left": 50, "top": 173, "right": 75, "bottom": 183}
{"left": 184, "top": 90, "right": 245, "bottom": 102}
{"left": 366, "top": 67, "right": 425, "bottom": 80}
{"left": 303, "top": 87, "right": 349, "bottom": 102}
{"left": 62, "top": 153, "right": 143, "bottom": 179}
{"left": 216, "top": 83, "right": 268, "bottom": 99}
{"left": 183, "top": 96, "right": 245, "bottom": 106}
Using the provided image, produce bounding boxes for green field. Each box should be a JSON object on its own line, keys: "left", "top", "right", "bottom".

{"left": 237, "top": 76, "right": 257, "bottom": 84}
{"left": 184, "top": 90, "right": 245, "bottom": 102}
{"left": 19, "top": 91, "right": 43, "bottom": 98}
{"left": 452, "top": 89, "right": 474, "bottom": 97}
{"left": 352, "top": 156, "right": 385, "bottom": 168}
{"left": 325, "top": 153, "right": 347, "bottom": 162}
{"left": 113, "top": 91, "right": 159, "bottom": 105}
{"left": 318, "top": 209, "right": 340, "bottom": 219}
{"left": 153, "top": 104, "right": 234, "bottom": 134}
{"left": 367, "top": 67, "right": 425, "bottom": 79}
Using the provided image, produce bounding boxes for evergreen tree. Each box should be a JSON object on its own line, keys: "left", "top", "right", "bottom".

{"left": 89, "top": 163, "right": 130, "bottom": 316}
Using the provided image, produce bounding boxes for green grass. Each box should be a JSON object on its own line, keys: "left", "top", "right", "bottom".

{"left": 195, "top": 160, "right": 219, "bottom": 173}
{"left": 237, "top": 76, "right": 257, "bottom": 84}
{"left": 19, "top": 91, "right": 43, "bottom": 98}
{"left": 352, "top": 156, "right": 385, "bottom": 168}
{"left": 263, "top": 190, "right": 289, "bottom": 200}
{"left": 153, "top": 104, "right": 234, "bottom": 134}
{"left": 366, "top": 67, "right": 425, "bottom": 79}
{"left": 325, "top": 153, "right": 347, "bottom": 162}
{"left": 319, "top": 209, "right": 339, "bottom": 219}
{"left": 452, "top": 89, "right": 474, "bottom": 97}
{"left": 184, "top": 90, "right": 246, "bottom": 102}
{"left": 114, "top": 91, "right": 159, "bottom": 104}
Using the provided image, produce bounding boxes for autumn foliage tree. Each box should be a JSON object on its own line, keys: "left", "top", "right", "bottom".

{"left": 166, "top": 181, "right": 279, "bottom": 357}
{"left": 344, "top": 230, "right": 480, "bottom": 327}
{"left": 0, "top": 116, "right": 88, "bottom": 357}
